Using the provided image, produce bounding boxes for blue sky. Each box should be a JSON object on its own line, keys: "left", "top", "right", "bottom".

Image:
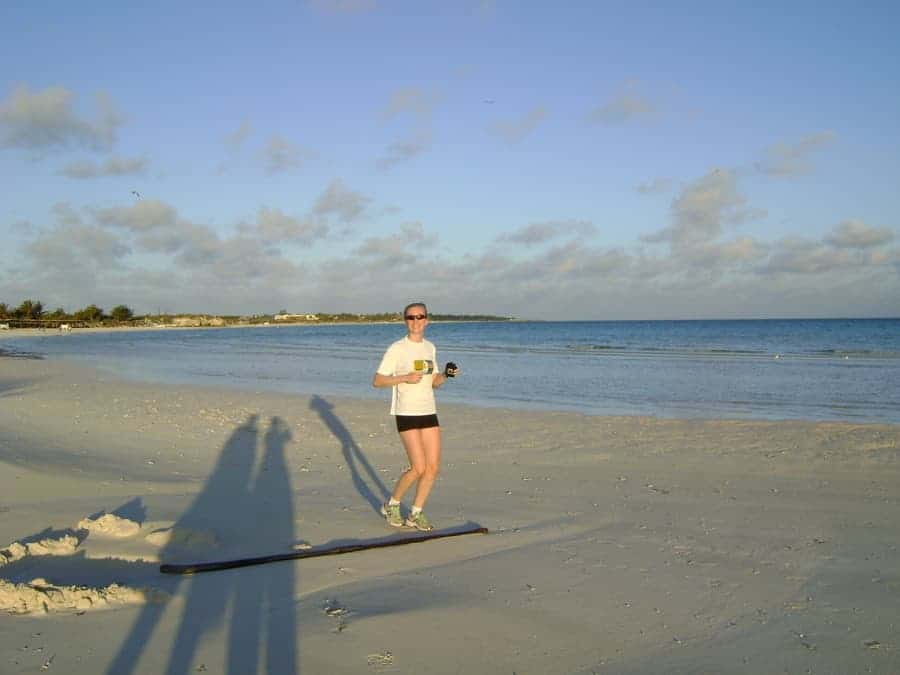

{"left": 2, "top": 0, "right": 898, "bottom": 319}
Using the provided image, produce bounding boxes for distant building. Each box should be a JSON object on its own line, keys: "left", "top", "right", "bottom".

{"left": 171, "top": 316, "right": 226, "bottom": 327}
{"left": 274, "top": 313, "right": 319, "bottom": 322}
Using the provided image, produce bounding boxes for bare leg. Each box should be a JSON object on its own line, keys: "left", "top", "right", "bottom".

{"left": 390, "top": 428, "right": 425, "bottom": 502}
{"left": 391, "top": 426, "right": 442, "bottom": 509}
{"left": 412, "top": 426, "right": 441, "bottom": 509}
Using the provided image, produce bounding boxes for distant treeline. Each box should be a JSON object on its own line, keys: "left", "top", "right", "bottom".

{"left": 0, "top": 299, "right": 513, "bottom": 326}
{"left": 0, "top": 299, "right": 131, "bottom": 323}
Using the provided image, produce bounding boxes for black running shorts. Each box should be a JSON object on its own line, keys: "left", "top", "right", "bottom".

{"left": 395, "top": 414, "right": 440, "bottom": 432}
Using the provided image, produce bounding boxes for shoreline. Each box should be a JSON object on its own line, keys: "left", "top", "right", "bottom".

{"left": 2, "top": 340, "right": 898, "bottom": 426}
{"left": 0, "top": 317, "right": 522, "bottom": 339}
{"left": 1, "top": 356, "right": 899, "bottom": 673}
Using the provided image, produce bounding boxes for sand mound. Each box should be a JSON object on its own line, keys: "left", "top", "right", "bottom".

{"left": 1, "top": 534, "right": 80, "bottom": 566}
{"left": 77, "top": 513, "right": 142, "bottom": 538}
{"left": 0, "top": 578, "right": 165, "bottom": 615}
{"left": 0, "top": 518, "right": 167, "bottom": 615}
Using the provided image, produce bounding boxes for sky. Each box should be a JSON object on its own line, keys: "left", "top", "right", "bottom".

{"left": 2, "top": 0, "right": 899, "bottom": 320}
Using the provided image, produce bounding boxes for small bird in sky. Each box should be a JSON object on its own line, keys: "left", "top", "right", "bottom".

{"left": 483, "top": 99, "right": 495, "bottom": 104}
{"left": 131, "top": 190, "right": 141, "bottom": 198}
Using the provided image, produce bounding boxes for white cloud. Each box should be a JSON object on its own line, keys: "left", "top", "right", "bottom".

{"left": 60, "top": 155, "right": 148, "bottom": 179}
{"left": 225, "top": 119, "right": 253, "bottom": 150}
{"left": 51, "top": 202, "right": 83, "bottom": 226}
{"left": 762, "top": 236, "right": 855, "bottom": 275}
{"left": 262, "top": 135, "right": 314, "bottom": 174}
{"left": 93, "top": 200, "right": 178, "bottom": 233}
{"left": 0, "top": 85, "right": 123, "bottom": 153}
{"left": 643, "top": 168, "right": 766, "bottom": 247}
{"left": 90, "top": 199, "right": 223, "bottom": 258}
{"left": 376, "top": 132, "right": 431, "bottom": 171}
{"left": 757, "top": 131, "right": 836, "bottom": 177}
{"left": 588, "top": 85, "right": 655, "bottom": 125}
{"left": 313, "top": 179, "right": 371, "bottom": 223}
{"left": 26, "top": 224, "right": 131, "bottom": 269}
{"left": 496, "top": 219, "right": 596, "bottom": 246}
{"left": 355, "top": 222, "right": 436, "bottom": 265}
{"left": 488, "top": 105, "right": 548, "bottom": 144}
{"left": 381, "top": 87, "right": 436, "bottom": 122}
{"left": 250, "top": 207, "right": 330, "bottom": 246}
{"left": 825, "top": 219, "right": 894, "bottom": 249}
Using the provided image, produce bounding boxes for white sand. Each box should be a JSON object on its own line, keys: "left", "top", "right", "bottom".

{"left": 1, "top": 353, "right": 899, "bottom": 673}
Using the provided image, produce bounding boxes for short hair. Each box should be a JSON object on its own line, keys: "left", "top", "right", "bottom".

{"left": 403, "top": 301, "right": 428, "bottom": 316}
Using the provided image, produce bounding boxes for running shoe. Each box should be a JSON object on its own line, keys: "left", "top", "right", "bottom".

{"left": 380, "top": 502, "right": 403, "bottom": 527}
{"left": 404, "top": 511, "right": 434, "bottom": 531}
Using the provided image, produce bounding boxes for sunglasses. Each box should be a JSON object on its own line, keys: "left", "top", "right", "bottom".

{"left": 405, "top": 314, "right": 427, "bottom": 321}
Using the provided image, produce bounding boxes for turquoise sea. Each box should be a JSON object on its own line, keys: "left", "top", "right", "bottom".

{"left": 3, "top": 318, "right": 899, "bottom": 423}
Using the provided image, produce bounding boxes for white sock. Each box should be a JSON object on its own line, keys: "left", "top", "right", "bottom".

{"left": 411, "top": 506, "right": 422, "bottom": 516}
{"left": 388, "top": 498, "right": 400, "bottom": 506}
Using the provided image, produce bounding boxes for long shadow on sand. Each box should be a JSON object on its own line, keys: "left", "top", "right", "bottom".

{"left": 310, "top": 394, "right": 389, "bottom": 514}
{"left": 106, "top": 414, "right": 297, "bottom": 675}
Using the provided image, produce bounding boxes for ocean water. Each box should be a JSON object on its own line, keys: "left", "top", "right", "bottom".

{"left": 3, "top": 319, "right": 899, "bottom": 423}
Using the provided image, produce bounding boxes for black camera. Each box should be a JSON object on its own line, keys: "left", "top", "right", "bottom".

{"left": 444, "top": 362, "right": 458, "bottom": 377}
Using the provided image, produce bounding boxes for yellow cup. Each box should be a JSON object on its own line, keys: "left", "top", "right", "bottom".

{"left": 414, "top": 360, "right": 425, "bottom": 372}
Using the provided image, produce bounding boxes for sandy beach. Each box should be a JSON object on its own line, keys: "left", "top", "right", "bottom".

{"left": 1, "top": 353, "right": 899, "bottom": 674}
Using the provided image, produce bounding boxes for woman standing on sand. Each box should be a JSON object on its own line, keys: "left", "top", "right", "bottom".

{"left": 373, "top": 302, "right": 458, "bottom": 531}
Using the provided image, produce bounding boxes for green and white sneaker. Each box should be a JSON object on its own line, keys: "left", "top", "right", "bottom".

{"left": 404, "top": 511, "right": 434, "bottom": 531}
{"left": 380, "top": 502, "right": 403, "bottom": 527}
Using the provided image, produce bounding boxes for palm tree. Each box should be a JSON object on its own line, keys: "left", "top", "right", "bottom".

{"left": 110, "top": 305, "right": 134, "bottom": 322}
{"left": 15, "top": 299, "right": 44, "bottom": 319}
{"left": 74, "top": 304, "right": 104, "bottom": 323}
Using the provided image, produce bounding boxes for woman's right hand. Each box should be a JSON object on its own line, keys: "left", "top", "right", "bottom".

{"left": 404, "top": 372, "right": 423, "bottom": 384}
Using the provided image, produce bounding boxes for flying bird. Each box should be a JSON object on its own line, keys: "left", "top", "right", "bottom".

{"left": 131, "top": 190, "right": 141, "bottom": 198}
{"left": 483, "top": 99, "right": 495, "bottom": 104}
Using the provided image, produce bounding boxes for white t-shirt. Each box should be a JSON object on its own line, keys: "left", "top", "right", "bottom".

{"left": 376, "top": 336, "right": 438, "bottom": 415}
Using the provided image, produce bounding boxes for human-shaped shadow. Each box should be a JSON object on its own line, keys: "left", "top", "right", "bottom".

{"left": 106, "top": 414, "right": 298, "bottom": 675}
{"left": 227, "top": 417, "right": 297, "bottom": 673}
{"left": 310, "top": 395, "right": 389, "bottom": 514}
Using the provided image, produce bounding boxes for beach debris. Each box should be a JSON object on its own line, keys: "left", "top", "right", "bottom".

{"left": 77, "top": 513, "right": 141, "bottom": 539}
{"left": 863, "top": 639, "right": 881, "bottom": 649}
{"left": 40, "top": 654, "right": 55, "bottom": 671}
{"left": 645, "top": 483, "right": 670, "bottom": 494}
{"left": 793, "top": 631, "right": 816, "bottom": 650}
{"left": 292, "top": 541, "right": 313, "bottom": 550}
{"left": 366, "top": 651, "right": 393, "bottom": 668}
{"left": 323, "top": 598, "right": 348, "bottom": 617}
